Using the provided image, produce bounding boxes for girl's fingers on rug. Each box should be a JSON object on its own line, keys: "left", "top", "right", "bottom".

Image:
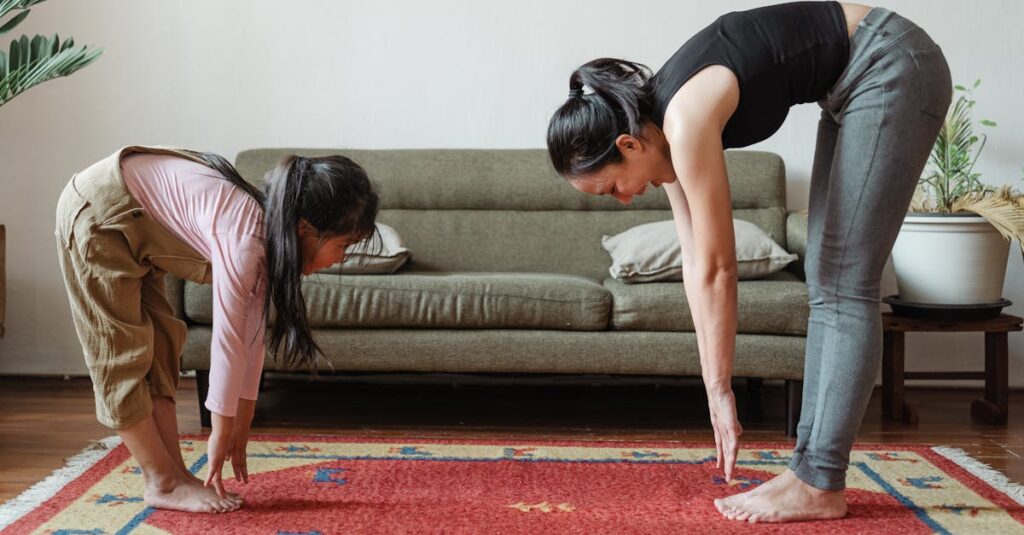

{"left": 231, "top": 438, "right": 249, "bottom": 483}
{"left": 205, "top": 459, "right": 228, "bottom": 498}
{"left": 233, "top": 456, "right": 248, "bottom": 483}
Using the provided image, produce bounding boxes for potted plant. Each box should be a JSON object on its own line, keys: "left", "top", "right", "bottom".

{"left": 891, "top": 80, "right": 1024, "bottom": 306}
{"left": 0, "top": 0, "right": 102, "bottom": 106}
{"left": 1, "top": 0, "right": 101, "bottom": 336}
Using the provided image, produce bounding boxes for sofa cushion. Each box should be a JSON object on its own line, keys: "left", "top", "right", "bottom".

{"left": 602, "top": 219, "right": 797, "bottom": 282}
{"left": 603, "top": 271, "right": 808, "bottom": 335}
{"left": 234, "top": 149, "right": 789, "bottom": 280}
{"left": 235, "top": 149, "right": 786, "bottom": 213}
{"left": 318, "top": 223, "right": 411, "bottom": 275}
{"left": 184, "top": 272, "right": 611, "bottom": 331}
{"left": 182, "top": 327, "right": 805, "bottom": 379}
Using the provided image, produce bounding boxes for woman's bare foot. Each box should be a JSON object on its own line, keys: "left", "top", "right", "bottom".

{"left": 144, "top": 476, "right": 242, "bottom": 513}
{"left": 714, "top": 469, "right": 847, "bottom": 523}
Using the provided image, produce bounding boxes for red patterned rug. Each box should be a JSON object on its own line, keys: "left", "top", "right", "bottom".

{"left": 1, "top": 435, "right": 1022, "bottom": 534}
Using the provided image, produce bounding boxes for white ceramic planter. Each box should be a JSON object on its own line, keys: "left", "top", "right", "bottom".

{"left": 891, "top": 214, "right": 1010, "bottom": 305}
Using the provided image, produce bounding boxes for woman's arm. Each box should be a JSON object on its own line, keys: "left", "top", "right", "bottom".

{"left": 661, "top": 64, "right": 742, "bottom": 480}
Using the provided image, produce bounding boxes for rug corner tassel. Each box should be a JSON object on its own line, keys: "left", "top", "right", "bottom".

{"left": 931, "top": 446, "right": 1024, "bottom": 506}
{"left": 0, "top": 435, "right": 123, "bottom": 530}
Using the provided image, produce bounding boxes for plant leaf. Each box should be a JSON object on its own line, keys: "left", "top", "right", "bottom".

{"left": 0, "top": 8, "right": 28, "bottom": 39}
{"left": 0, "top": 32, "right": 102, "bottom": 106}
{"left": 0, "top": 0, "right": 23, "bottom": 21}
{"left": 953, "top": 188, "right": 1024, "bottom": 244}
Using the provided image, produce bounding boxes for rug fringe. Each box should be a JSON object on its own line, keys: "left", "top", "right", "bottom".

{"left": 0, "top": 435, "right": 122, "bottom": 530}
{"left": 932, "top": 446, "right": 1024, "bottom": 506}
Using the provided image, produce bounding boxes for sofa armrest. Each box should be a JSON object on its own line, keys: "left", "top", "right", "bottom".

{"left": 786, "top": 211, "right": 808, "bottom": 281}
{"left": 164, "top": 274, "right": 189, "bottom": 323}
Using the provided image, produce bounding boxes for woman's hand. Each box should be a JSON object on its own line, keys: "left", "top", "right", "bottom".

{"left": 707, "top": 387, "right": 742, "bottom": 481}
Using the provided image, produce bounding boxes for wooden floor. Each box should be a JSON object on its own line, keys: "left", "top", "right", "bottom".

{"left": 1, "top": 374, "right": 1021, "bottom": 502}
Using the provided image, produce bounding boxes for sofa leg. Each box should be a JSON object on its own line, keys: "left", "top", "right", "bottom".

{"left": 196, "top": 369, "right": 212, "bottom": 429}
{"left": 785, "top": 380, "right": 803, "bottom": 438}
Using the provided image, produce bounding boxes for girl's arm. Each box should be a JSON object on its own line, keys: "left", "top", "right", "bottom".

{"left": 227, "top": 276, "right": 267, "bottom": 486}
{"left": 204, "top": 235, "right": 265, "bottom": 496}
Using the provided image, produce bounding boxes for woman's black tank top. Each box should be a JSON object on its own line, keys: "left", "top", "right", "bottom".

{"left": 650, "top": 1, "right": 850, "bottom": 148}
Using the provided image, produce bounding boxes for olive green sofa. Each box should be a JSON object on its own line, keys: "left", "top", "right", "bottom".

{"left": 169, "top": 149, "right": 810, "bottom": 435}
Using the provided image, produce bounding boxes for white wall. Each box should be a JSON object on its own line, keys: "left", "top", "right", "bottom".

{"left": 1, "top": 1, "right": 1022, "bottom": 387}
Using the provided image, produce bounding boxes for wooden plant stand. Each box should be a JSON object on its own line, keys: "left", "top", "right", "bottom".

{"left": 881, "top": 312, "right": 1021, "bottom": 425}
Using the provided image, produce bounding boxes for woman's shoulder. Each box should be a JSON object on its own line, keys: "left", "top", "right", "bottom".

{"left": 661, "top": 65, "right": 739, "bottom": 139}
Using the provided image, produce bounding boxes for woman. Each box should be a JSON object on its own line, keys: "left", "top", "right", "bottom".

{"left": 546, "top": 2, "right": 951, "bottom": 523}
{"left": 55, "top": 146, "right": 380, "bottom": 513}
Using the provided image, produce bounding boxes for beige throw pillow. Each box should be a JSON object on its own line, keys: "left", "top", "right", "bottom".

{"left": 318, "top": 223, "right": 411, "bottom": 275}
{"left": 602, "top": 219, "right": 797, "bottom": 282}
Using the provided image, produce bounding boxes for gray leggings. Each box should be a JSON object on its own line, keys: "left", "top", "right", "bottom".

{"left": 787, "top": 8, "right": 952, "bottom": 491}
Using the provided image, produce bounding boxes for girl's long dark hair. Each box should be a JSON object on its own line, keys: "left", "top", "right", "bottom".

{"left": 546, "top": 58, "right": 654, "bottom": 177}
{"left": 264, "top": 155, "right": 379, "bottom": 369}
{"left": 189, "top": 151, "right": 266, "bottom": 203}
{"left": 193, "top": 151, "right": 380, "bottom": 370}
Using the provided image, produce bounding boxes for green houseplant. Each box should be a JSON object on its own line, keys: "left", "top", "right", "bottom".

{"left": 0, "top": 0, "right": 102, "bottom": 107}
{"left": 0, "top": 0, "right": 100, "bottom": 337}
{"left": 893, "top": 80, "right": 1024, "bottom": 305}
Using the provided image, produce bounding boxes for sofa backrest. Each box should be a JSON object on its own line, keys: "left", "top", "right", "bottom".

{"left": 235, "top": 149, "right": 787, "bottom": 280}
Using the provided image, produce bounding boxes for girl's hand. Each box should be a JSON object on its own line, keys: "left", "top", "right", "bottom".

{"left": 229, "top": 426, "right": 250, "bottom": 483}
{"left": 707, "top": 387, "right": 742, "bottom": 482}
{"left": 227, "top": 398, "right": 256, "bottom": 484}
{"left": 205, "top": 413, "right": 235, "bottom": 498}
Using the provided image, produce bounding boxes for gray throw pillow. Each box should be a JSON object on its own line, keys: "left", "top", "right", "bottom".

{"left": 318, "top": 223, "right": 411, "bottom": 275}
{"left": 602, "top": 219, "right": 797, "bottom": 283}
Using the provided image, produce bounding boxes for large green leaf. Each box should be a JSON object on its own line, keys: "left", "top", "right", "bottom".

{"left": 0, "top": 31, "right": 101, "bottom": 106}
{"left": 0, "top": 0, "right": 22, "bottom": 20}
{"left": 0, "top": 9, "right": 29, "bottom": 39}
{"left": 0, "top": 0, "right": 46, "bottom": 20}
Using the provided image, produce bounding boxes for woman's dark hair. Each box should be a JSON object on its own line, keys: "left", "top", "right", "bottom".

{"left": 193, "top": 151, "right": 381, "bottom": 370}
{"left": 546, "top": 58, "right": 654, "bottom": 177}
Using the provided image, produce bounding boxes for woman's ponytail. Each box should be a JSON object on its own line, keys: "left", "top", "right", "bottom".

{"left": 548, "top": 58, "right": 654, "bottom": 177}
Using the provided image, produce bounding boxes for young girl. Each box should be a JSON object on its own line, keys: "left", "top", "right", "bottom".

{"left": 55, "top": 146, "right": 380, "bottom": 513}
{"left": 547, "top": 2, "right": 949, "bottom": 524}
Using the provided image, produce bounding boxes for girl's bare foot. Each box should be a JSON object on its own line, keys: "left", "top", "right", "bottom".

{"left": 144, "top": 477, "right": 242, "bottom": 513}
{"left": 714, "top": 469, "right": 847, "bottom": 523}
{"left": 116, "top": 412, "right": 242, "bottom": 511}
{"left": 179, "top": 469, "right": 242, "bottom": 505}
